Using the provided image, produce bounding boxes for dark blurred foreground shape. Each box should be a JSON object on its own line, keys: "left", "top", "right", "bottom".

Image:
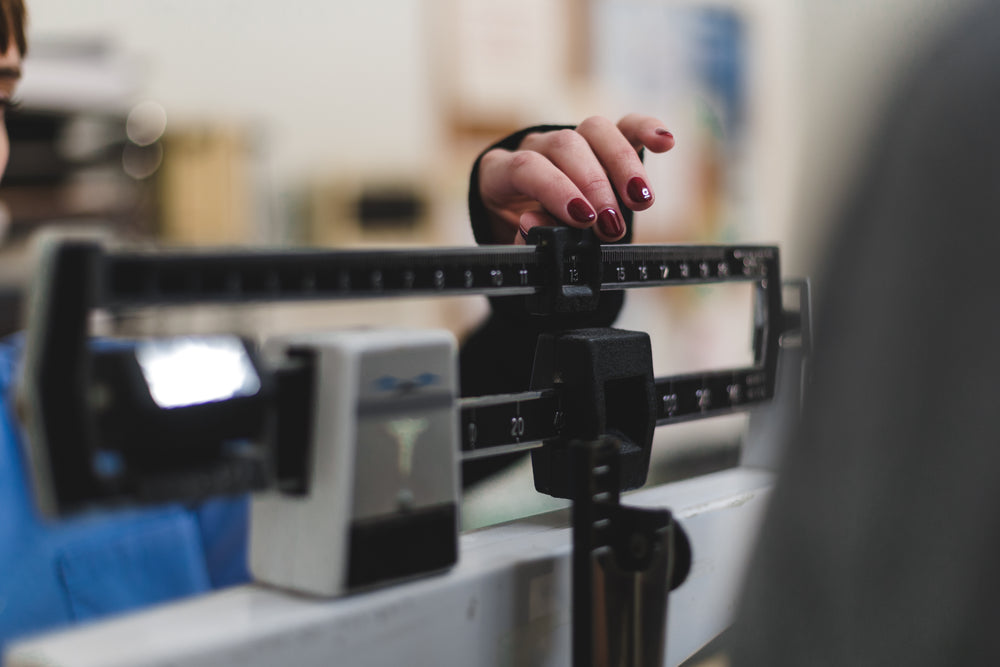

{"left": 730, "top": 2, "right": 1000, "bottom": 665}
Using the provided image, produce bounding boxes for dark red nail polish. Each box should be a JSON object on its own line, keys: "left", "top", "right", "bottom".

{"left": 568, "top": 198, "right": 596, "bottom": 224}
{"left": 597, "top": 208, "right": 624, "bottom": 238}
{"left": 627, "top": 177, "right": 652, "bottom": 203}
{"left": 655, "top": 127, "right": 674, "bottom": 138}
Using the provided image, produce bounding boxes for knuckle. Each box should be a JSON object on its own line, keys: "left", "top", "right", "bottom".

{"left": 613, "top": 146, "right": 641, "bottom": 165}
{"left": 617, "top": 112, "right": 642, "bottom": 127}
{"left": 580, "top": 174, "right": 611, "bottom": 195}
{"left": 508, "top": 150, "right": 541, "bottom": 173}
{"left": 520, "top": 131, "right": 545, "bottom": 150}
{"left": 576, "top": 115, "right": 613, "bottom": 135}
{"left": 479, "top": 148, "right": 507, "bottom": 171}
{"left": 546, "top": 128, "right": 584, "bottom": 151}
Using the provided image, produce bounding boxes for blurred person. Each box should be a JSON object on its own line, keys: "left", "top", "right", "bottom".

{"left": 0, "top": 0, "right": 677, "bottom": 650}
{"left": 0, "top": 0, "right": 21, "bottom": 174}
{"left": 728, "top": 1, "right": 1000, "bottom": 665}
{"left": 0, "top": 0, "right": 252, "bottom": 642}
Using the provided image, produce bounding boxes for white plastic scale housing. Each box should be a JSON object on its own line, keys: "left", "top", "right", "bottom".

{"left": 249, "top": 328, "right": 460, "bottom": 597}
{"left": 5, "top": 326, "right": 804, "bottom": 666}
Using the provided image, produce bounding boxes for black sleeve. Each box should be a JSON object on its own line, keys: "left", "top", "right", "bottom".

{"left": 730, "top": 4, "right": 1000, "bottom": 665}
{"left": 460, "top": 124, "right": 637, "bottom": 486}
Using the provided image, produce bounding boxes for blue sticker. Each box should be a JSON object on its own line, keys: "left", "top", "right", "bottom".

{"left": 414, "top": 373, "right": 440, "bottom": 387}
{"left": 373, "top": 373, "right": 441, "bottom": 392}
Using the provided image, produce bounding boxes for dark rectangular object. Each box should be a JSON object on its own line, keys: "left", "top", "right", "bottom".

{"left": 346, "top": 503, "right": 458, "bottom": 589}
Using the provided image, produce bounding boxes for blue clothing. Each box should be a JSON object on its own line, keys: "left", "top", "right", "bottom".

{"left": 0, "top": 335, "right": 250, "bottom": 653}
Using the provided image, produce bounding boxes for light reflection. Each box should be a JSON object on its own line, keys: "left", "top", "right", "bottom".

{"left": 122, "top": 142, "right": 163, "bottom": 180}
{"left": 135, "top": 336, "right": 261, "bottom": 409}
{"left": 126, "top": 100, "right": 168, "bottom": 147}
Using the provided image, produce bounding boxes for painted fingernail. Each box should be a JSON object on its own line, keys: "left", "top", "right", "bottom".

{"left": 597, "top": 208, "right": 624, "bottom": 238}
{"left": 627, "top": 177, "right": 652, "bottom": 203}
{"left": 655, "top": 127, "right": 674, "bottom": 138}
{"left": 567, "top": 198, "right": 596, "bottom": 224}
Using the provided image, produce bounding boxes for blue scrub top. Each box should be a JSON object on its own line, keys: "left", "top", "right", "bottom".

{"left": 0, "top": 335, "right": 251, "bottom": 653}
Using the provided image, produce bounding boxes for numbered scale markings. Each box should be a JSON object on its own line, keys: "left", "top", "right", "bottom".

{"left": 458, "top": 368, "right": 773, "bottom": 460}
{"left": 94, "top": 245, "right": 775, "bottom": 307}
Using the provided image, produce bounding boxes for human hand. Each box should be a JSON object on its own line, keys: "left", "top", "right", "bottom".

{"left": 477, "top": 114, "right": 675, "bottom": 244}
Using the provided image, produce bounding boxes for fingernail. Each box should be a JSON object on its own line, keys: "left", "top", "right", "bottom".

{"left": 597, "top": 208, "right": 624, "bottom": 238}
{"left": 627, "top": 177, "right": 652, "bottom": 203}
{"left": 519, "top": 226, "right": 530, "bottom": 241}
{"left": 655, "top": 127, "right": 674, "bottom": 138}
{"left": 567, "top": 198, "right": 596, "bottom": 224}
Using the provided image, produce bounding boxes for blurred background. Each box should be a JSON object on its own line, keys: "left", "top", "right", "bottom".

{"left": 0, "top": 0, "right": 972, "bottom": 523}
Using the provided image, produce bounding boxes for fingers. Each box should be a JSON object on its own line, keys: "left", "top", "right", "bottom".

{"left": 478, "top": 114, "right": 676, "bottom": 245}
{"left": 520, "top": 128, "right": 625, "bottom": 241}
{"left": 575, "top": 115, "right": 666, "bottom": 215}
{"left": 615, "top": 113, "right": 676, "bottom": 154}
{"left": 479, "top": 147, "right": 598, "bottom": 236}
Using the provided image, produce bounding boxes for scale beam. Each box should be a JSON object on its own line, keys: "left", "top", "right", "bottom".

{"left": 18, "top": 229, "right": 784, "bottom": 516}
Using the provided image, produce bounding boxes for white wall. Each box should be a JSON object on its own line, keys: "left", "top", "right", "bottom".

{"left": 26, "top": 0, "right": 441, "bottom": 186}
{"left": 23, "top": 0, "right": 974, "bottom": 262}
{"left": 702, "top": 0, "right": 971, "bottom": 276}
{"left": 789, "top": 0, "right": 973, "bottom": 274}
